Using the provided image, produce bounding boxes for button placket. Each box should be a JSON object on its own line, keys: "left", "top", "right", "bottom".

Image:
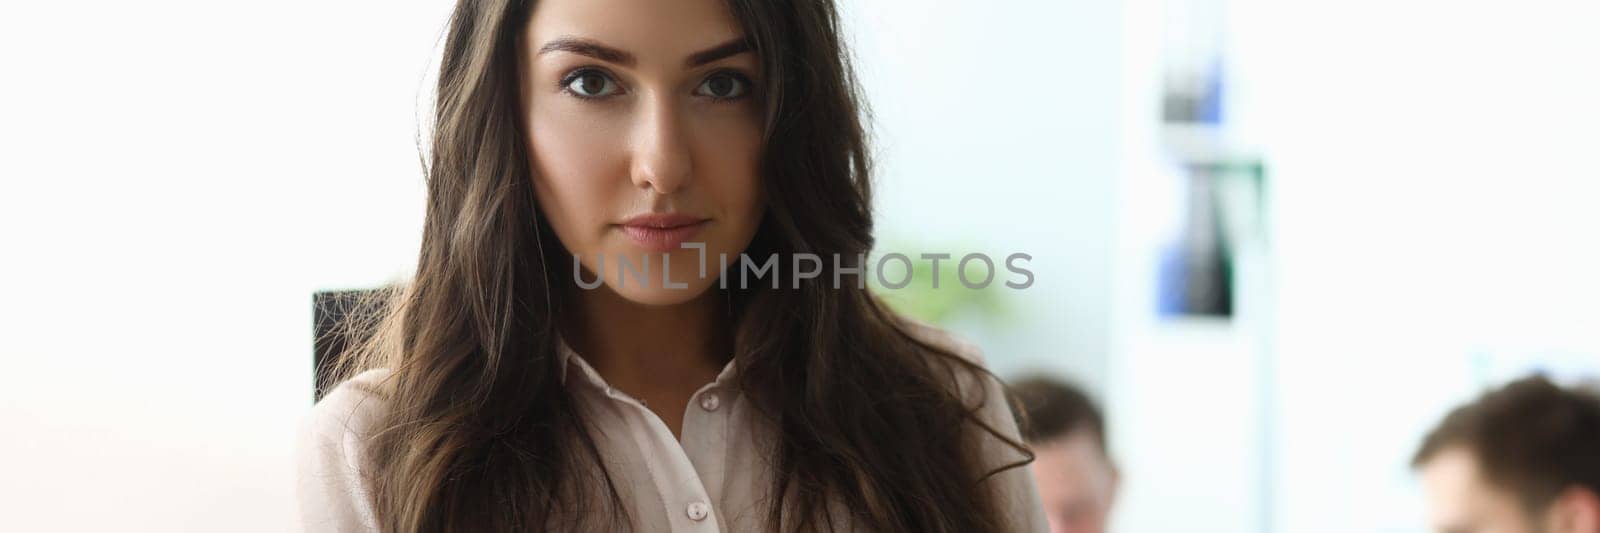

{"left": 563, "top": 339, "right": 739, "bottom": 530}
{"left": 677, "top": 385, "right": 733, "bottom": 529}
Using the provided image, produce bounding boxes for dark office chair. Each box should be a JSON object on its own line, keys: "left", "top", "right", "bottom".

{"left": 311, "top": 288, "right": 388, "bottom": 402}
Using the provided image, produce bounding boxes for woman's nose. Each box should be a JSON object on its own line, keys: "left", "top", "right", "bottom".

{"left": 629, "top": 96, "right": 692, "bottom": 195}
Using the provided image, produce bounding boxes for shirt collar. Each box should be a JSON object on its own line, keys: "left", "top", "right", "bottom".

{"left": 554, "top": 335, "right": 597, "bottom": 387}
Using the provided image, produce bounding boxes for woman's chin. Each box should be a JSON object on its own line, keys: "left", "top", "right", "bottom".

{"left": 600, "top": 277, "right": 720, "bottom": 307}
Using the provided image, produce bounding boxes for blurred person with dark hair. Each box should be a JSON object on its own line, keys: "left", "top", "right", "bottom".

{"left": 1010, "top": 376, "right": 1120, "bottom": 533}
{"left": 1412, "top": 375, "right": 1600, "bottom": 533}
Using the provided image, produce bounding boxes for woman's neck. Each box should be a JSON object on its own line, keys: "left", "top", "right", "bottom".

{"left": 561, "top": 283, "right": 732, "bottom": 397}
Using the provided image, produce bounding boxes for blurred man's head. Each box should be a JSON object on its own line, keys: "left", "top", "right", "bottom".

{"left": 1412, "top": 375, "right": 1600, "bottom": 533}
{"left": 1011, "top": 376, "right": 1119, "bottom": 533}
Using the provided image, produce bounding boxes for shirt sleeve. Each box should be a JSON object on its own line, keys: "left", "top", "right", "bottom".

{"left": 970, "top": 359, "right": 1052, "bottom": 533}
{"left": 294, "top": 371, "right": 388, "bottom": 533}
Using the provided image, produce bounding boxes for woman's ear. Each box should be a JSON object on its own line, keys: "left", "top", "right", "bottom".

{"left": 1545, "top": 485, "right": 1600, "bottom": 533}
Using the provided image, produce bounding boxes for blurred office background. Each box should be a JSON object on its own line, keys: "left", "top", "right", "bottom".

{"left": 1, "top": 0, "right": 1596, "bottom": 531}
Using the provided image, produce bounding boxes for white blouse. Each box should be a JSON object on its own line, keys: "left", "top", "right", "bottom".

{"left": 295, "top": 321, "right": 1049, "bottom": 532}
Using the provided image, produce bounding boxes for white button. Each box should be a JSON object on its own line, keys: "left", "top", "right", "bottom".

{"left": 686, "top": 501, "right": 710, "bottom": 521}
{"left": 699, "top": 393, "right": 721, "bottom": 412}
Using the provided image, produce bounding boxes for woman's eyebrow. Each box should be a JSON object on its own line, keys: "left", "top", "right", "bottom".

{"left": 536, "top": 36, "right": 751, "bottom": 68}
{"left": 538, "top": 37, "right": 635, "bottom": 66}
{"left": 685, "top": 37, "right": 751, "bottom": 67}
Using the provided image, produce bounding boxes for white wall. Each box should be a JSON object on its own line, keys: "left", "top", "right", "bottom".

{"left": 1, "top": 1, "right": 448, "bottom": 530}
{"left": 840, "top": 0, "right": 1125, "bottom": 390}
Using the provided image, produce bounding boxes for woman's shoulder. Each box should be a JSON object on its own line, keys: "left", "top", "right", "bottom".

{"left": 297, "top": 368, "right": 394, "bottom": 473}
{"left": 892, "top": 314, "right": 992, "bottom": 375}
{"left": 891, "top": 314, "right": 986, "bottom": 362}
{"left": 303, "top": 368, "right": 395, "bottom": 441}
{"left": 889, "top": 317, "right": 1051, "bottom": 531}
{"left": 889, "top": 315, "right": 997, "bottom": 404}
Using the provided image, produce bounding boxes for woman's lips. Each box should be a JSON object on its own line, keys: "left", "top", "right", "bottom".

{"left": 615, "top": 214, "right": 709, "bottom": 253}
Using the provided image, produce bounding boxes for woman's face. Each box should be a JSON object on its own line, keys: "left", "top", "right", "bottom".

{"left": 519, "top": 0, "right": 766, "bottom": 306}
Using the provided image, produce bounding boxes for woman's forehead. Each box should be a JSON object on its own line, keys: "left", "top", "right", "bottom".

{"left": 523, "top": 0, "right": 746, "bottom": 66}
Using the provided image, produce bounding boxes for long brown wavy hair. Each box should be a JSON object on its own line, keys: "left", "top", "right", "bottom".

{"left": 326, "top": 0, "right": 1034, "bottom": 531}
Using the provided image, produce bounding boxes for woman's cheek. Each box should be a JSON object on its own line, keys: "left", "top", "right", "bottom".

{"left": 529, "top": 108, "right": 627, "bottom": 258}
{"left": 699, "top": 111, "right": 766, "bottom": 232}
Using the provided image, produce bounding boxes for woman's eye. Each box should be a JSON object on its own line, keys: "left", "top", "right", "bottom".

{"left": 695, "top": 73, "right": 751, "bottom": 100}
{"left": 563, "top": 70, "right": 620, "bottom": 98}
